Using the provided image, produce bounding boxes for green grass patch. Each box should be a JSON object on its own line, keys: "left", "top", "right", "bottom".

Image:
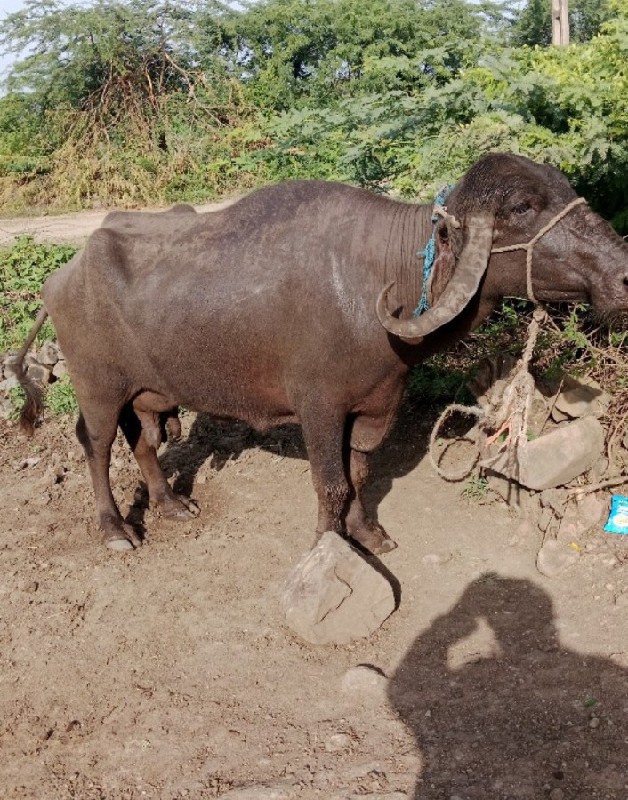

{"left": 408, "top": 361, "right": 475, "bottom": 407}
{"left": 0, "top": 236, "right": 76, "bottom": 353}
{"left": 45, "top": 374, "right": 78, "bottom": 416}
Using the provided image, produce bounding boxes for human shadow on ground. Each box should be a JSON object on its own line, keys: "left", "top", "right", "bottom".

{"left": 133, "top": 398, "right": 435, "bottom": 538}
{"left": 388, "top": 575, "right": 628, "bottom": 800}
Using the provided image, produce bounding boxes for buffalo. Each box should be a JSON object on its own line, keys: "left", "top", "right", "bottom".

{"left": 14, "top": 153, "right": 628, "bottom": 553}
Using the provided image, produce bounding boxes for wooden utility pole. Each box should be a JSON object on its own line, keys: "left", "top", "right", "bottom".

{"left": 552, "top": 0, "right": 570, "bottom": 46}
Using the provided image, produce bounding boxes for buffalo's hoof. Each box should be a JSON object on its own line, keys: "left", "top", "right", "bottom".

{"left": 158, "top": 494, "right": 200, "bottom": 519}
{"left": 350, "top": 524, "right": 398, "bottom": 556}
{"left": 371, "top": 536, "right": 398, "bottom": 555}
{"left": 102, "top": 522, "right": 142, "bottom": 551}
{"left": 107, "top": 538, "right": 135, "bottom": 552}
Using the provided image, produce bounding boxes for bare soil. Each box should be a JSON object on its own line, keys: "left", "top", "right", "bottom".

{"left": 1, "top": 206, "right": 626, "bottom": 799}
{"left": 0, "top": 403, "right": 626, "bottom": 800}
{"left": 0, "top": 199, "right": 238, "bottom": 247}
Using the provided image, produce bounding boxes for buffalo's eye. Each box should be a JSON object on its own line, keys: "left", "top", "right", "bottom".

{"left": 512, "top": 202, "right": 531, "bottom": 215}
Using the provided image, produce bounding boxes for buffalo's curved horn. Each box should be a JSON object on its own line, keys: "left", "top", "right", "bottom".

{"left": 376, "top": 212, "right": 495, "bottom": 343}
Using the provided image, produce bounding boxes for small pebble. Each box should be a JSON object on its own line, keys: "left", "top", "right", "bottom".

{"left": 15, "top": 457, "right": 40, "bottom": 471}
{"left": 342, "top": 665, "right": 387, "bottom": 695}
{"left": 325, "top": 732, "right": 352, "bottom": 752}
{"left": 589, "top": 717, "right": 600, "bottom": 729}
{"left": 550, "top": 789, "right": 564, "bottom": 800}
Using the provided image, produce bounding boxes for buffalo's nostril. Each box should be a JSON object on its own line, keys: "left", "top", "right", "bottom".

{"left": 624, "top": 275, "right": 628, "bottom": 288}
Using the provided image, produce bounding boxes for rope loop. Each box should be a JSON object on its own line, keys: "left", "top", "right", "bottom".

{"left": 428, "top": 404, "right": 485, "bottom": 482}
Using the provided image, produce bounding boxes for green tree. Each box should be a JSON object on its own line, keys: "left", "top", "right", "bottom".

{"left": 512, "top": 0, "right": 613, "bottom": 46}
{"left": 222, "top": 0, "right": 497, "bottom": 111}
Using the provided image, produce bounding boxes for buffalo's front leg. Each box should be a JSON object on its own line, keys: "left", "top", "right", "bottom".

{"left": 119, "top": 406, "right": 198, "bottom": 519}
{"left": 76, "top": 410, "right": 141, "bottom": 551}
{"left": 300, "top": 407, "right": 349, "bottom": 535}
{"left": 345, "top": 448, "right": 397, "bottom": 555}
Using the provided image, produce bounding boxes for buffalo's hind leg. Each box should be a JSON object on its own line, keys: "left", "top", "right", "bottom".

{"left": 118, "top": 405, "right": 199, "bottom": 519}
{"left": 345, "top": 448, "right": 397, "bottom": 555}
{"left": 76, "top": 408, "right": 142, "bottom": 551}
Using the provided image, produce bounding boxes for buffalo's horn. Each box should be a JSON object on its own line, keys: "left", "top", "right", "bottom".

{"left": 375, "top": 212, "right": 495, "bottom": 343}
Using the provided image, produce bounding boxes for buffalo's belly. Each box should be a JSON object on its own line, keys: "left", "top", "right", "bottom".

{"left": 141, "top": 344, "right": 298, "bottom": 432}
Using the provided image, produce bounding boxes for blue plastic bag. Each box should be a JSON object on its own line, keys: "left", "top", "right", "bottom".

{"left": 604, "top": 495, "right": 628, "bottom": 535}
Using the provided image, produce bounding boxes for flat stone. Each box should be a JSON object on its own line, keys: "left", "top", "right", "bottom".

{"left": 27, "top": 363, "right": 51, "bottom": 384}
{"left": 281, "top": 532, "right": 395, "bottom": 645}
{"left": 557, "top": 493, "right": 606, "bottom": 540}
{"left": 52, "top": 360, "right": 68, "bottom": 379}
{"left": 38, "top": 348, "right": 58, "bottom": 369}
{"left": 38, "top": 340, "right": 60, "bottom": 366}
{"left": 2, "top": 370, "right": 19, "bottom": 392}
{"left": 551, "top": 405, "right": 569, "bottom": 423}
{"left": 220, "top": 787, "right": 290, "bottom": 800}
{"left": 487, "top": 417, "right": 604, "bottom": 491}
{"left": 554, "top": 377, "right": 610, "bottom": 419}
{"left": 331, "top": 795, "right": 407, "bottom": 800}
{"left": 3, "top": 354, "right": 19, "bottom": 374}
{"left": 325, "top": 732, "right": 352, "bottom": 752}
{"left": 536, "top": 540, "right": 580, "bottom": 578}
{"left": 342, "top": 665, "right": 387, "bottom": 697}
{"left": 6, "top": 369, "right": 20, "bottom": 390}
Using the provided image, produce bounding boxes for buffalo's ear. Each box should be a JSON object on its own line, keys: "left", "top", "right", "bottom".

{"left": 429, "top": 219, "right": 458, "bottom": 306}
{"left": 376, "top": 212, "right": 495, "bottom": 343}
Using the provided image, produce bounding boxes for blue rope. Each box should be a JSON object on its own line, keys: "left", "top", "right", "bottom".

{"left": 413, "top": 184, "right": 454, "bottom": 317}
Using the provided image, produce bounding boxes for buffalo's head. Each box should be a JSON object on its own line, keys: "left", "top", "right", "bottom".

{"left": 376, "top": 153, "right": 628, "bottom": 342}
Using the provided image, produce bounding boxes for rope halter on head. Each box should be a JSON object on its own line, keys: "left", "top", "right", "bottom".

{"left": 490, "top": 196, "right": 587, "bottom": 304}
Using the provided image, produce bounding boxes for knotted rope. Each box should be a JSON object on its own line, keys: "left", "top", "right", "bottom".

{"left": 428, "top": 196, "right": 588, "bottom": 484}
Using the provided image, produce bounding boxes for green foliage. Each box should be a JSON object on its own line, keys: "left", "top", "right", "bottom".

{"left": 7, "top": 375, "right": 78, "bottom": 419}
{"left": 227, "top": 0, "right": 491, "bottom": 111}
{"left": 0, "top": 0, "right": 626, "bottom": 230}
{"left": 408, "top": 361, "right": 474, "bottom": 406}
{"left": 0, "top": 237, "right": 76, "bottom": 352}
{"left": 462, "top": 475, "right": 489, "bottom": 502}
{"left": 45, "top": 374, "right": 79, "bottom": 416}
{"left": 512, "top": 0, "right": 613, "bottom": 46}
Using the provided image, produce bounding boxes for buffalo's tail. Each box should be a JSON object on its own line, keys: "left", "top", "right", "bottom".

{"left": 11, "top": 307, "right": 49, "bottom": 436}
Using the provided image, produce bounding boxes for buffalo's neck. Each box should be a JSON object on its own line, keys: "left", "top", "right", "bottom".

{"left": 358, "top": 197, "right": 434, "bottom": 319}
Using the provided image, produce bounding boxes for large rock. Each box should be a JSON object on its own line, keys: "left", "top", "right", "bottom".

{"left": 37, "top": 340, "right": 60, "bottom": 366}
{"left": 486, "top": 416, "right": 604, "bottom": 491}
{"left": 52, "top": 360, "right": 68, "bottom": 379}
{"left": 26, "top": 363, "right": 51, "bottom": 385}
{"left": 281, "top": 532, "right": 396, "bottom": 645}
{"left": 554, "top": 376, "right": 610, "bottom": 419}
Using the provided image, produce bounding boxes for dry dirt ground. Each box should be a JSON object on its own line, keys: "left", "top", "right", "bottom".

{"left": 1, "top": 405, "right": 627, "bottom": 800}
{"left": 0, "top": 199, "right": 237, "bottom": 247}
{"left": 1, "top": 207, "right": 627, "bottom": 799}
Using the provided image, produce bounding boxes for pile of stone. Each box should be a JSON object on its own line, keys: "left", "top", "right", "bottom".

{"left": 468, "top": 357, "right": 627, "bottom": 577}
{"left": 0, "top": 341, "right": 68, "bottom": 419}
{"left": 478, "top": 372, "right": 612, "bottom": 492}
